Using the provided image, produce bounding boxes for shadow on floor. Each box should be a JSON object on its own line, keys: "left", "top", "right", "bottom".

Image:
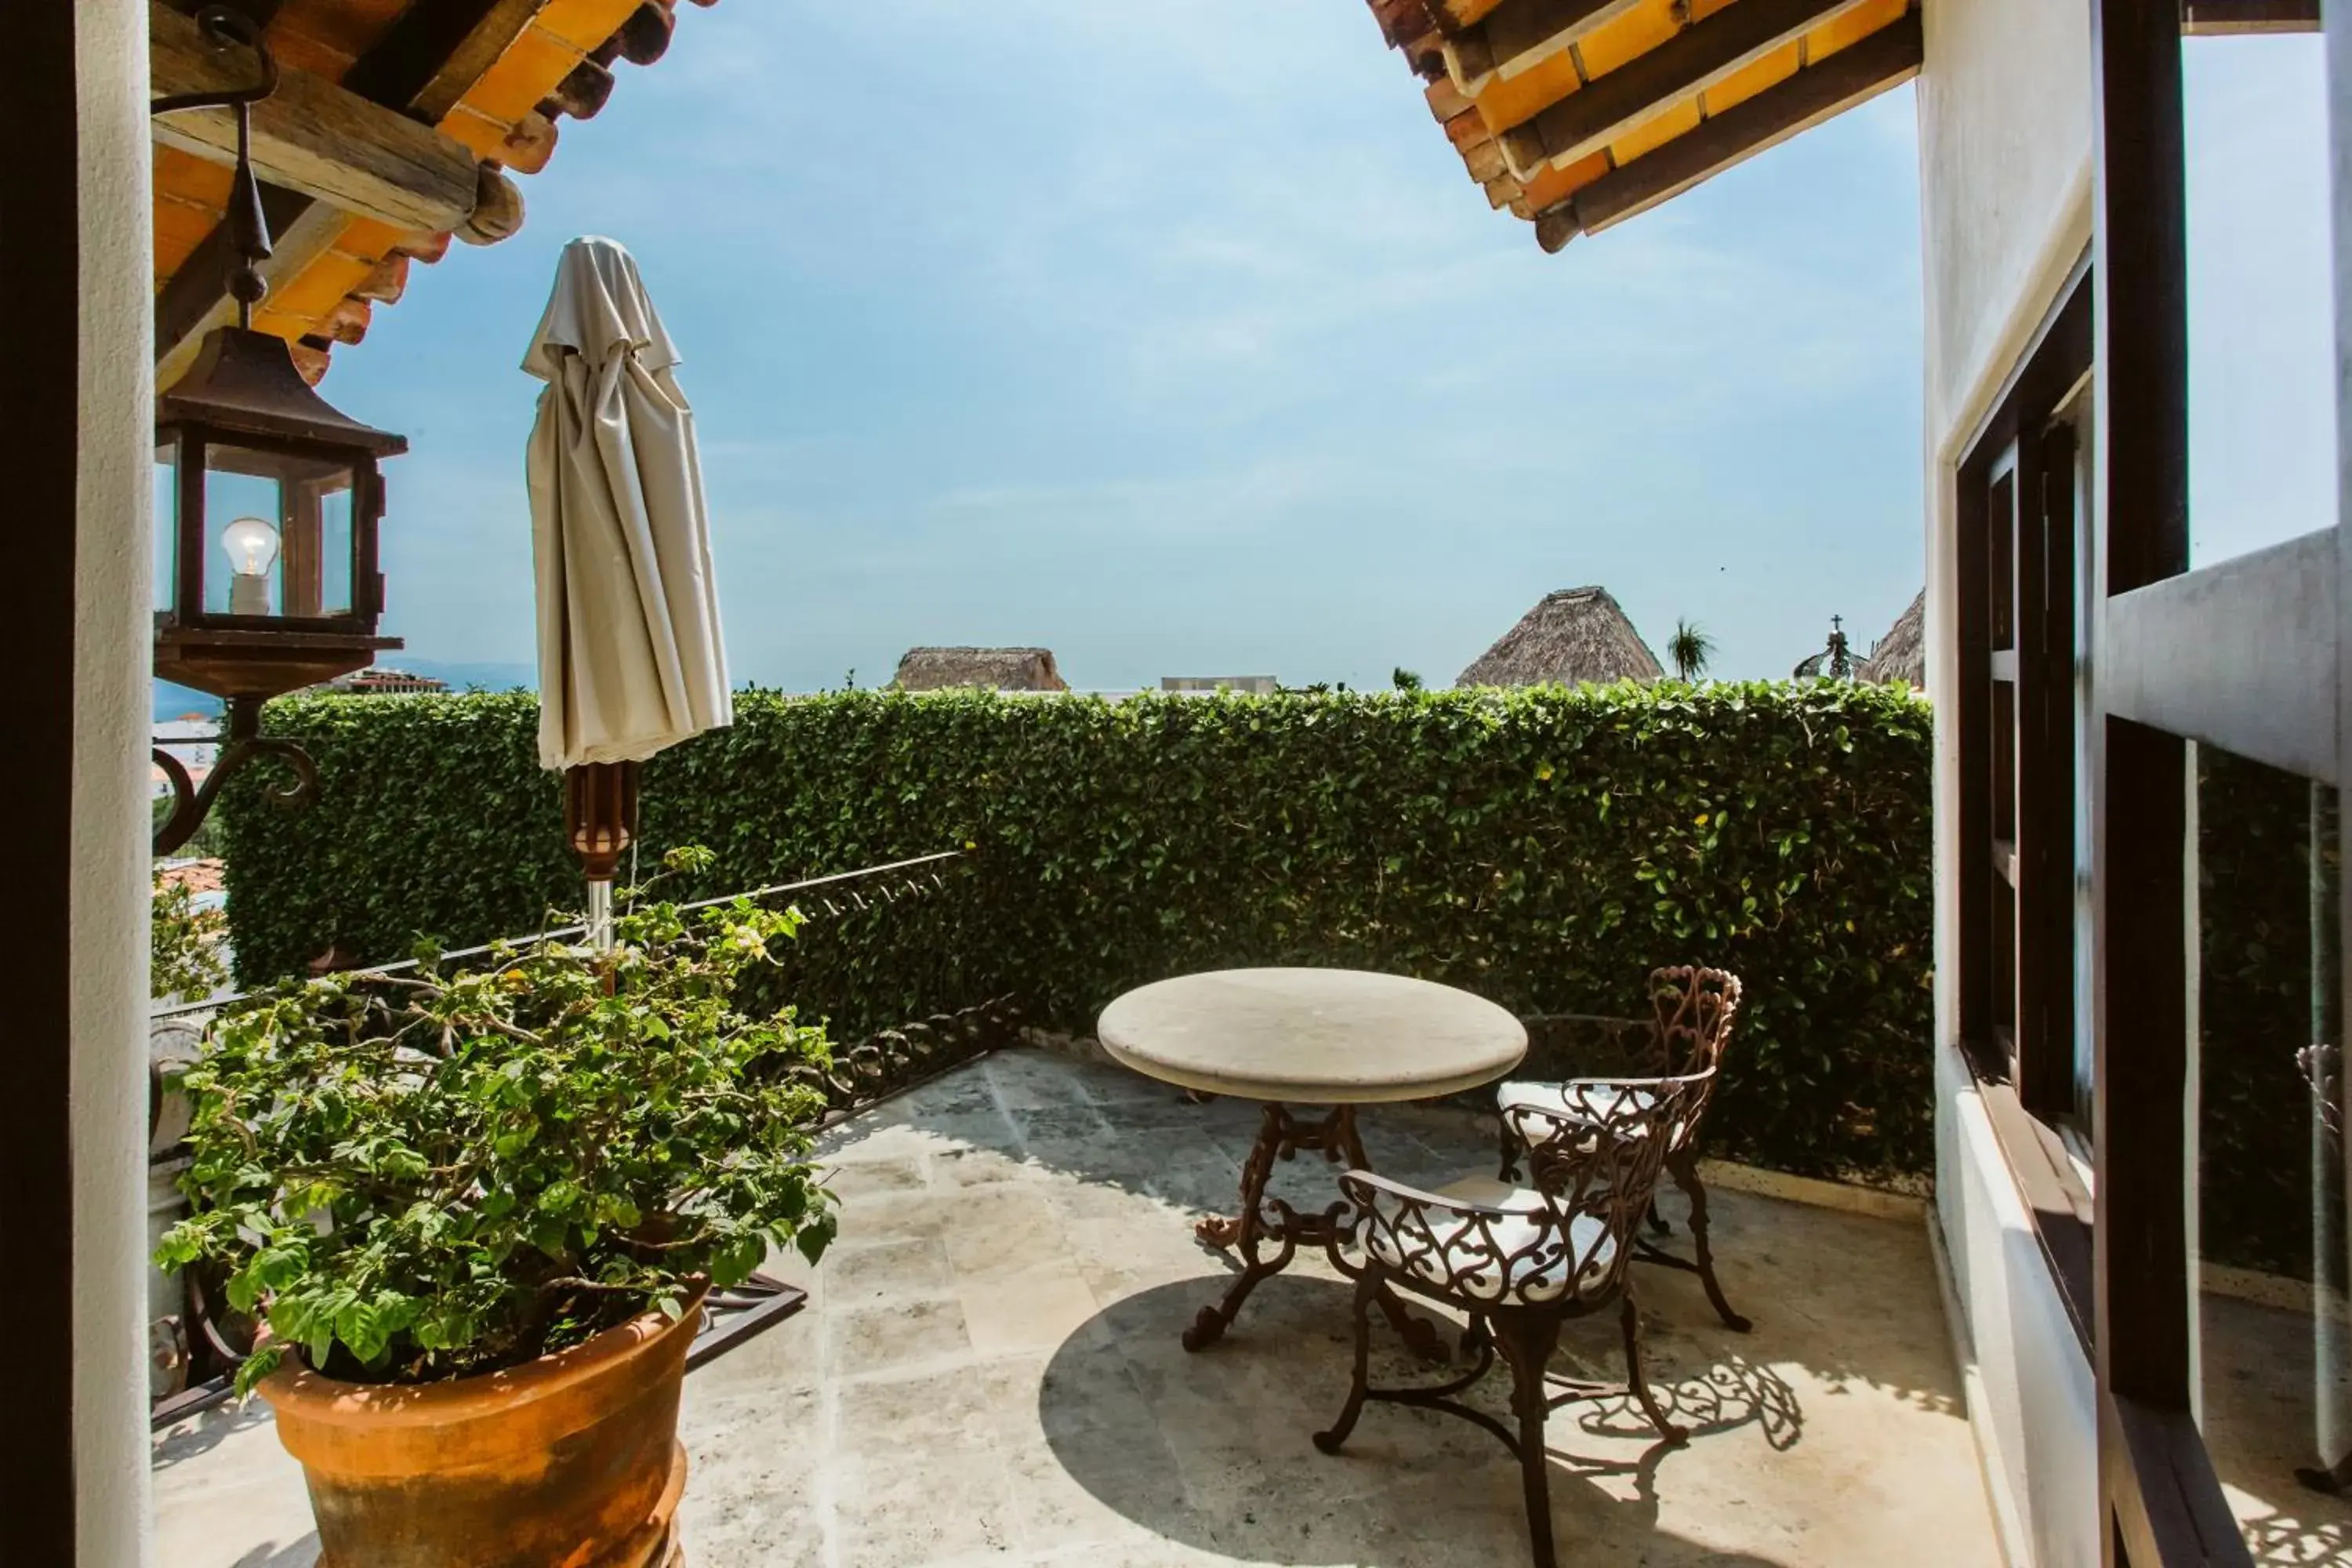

{"left": 152, "top": 1396, "right": 278, "bottom": 1472}
{"left": 2239, "top": 1508, "right": 2352, "bottom": 1568}
{"left": 229, "top": 1537, "right": 318, "bottom": 1568}
{"left": 2199, "top": 1290, "right": 2352, "bottom": 1564}
{"left": 927, "top": 1049, "right": 1965, "bottom": 1426}
{"left": 1039, "top": 1272, "right": 1802, "bottom": 1566}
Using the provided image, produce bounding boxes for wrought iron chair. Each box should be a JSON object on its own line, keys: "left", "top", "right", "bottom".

{"left": 1301, "top": 1076, "right": 1709, "bottom": 1568}
{"left": 1497, "top": 965, "right": 1748, "bottom": 1330}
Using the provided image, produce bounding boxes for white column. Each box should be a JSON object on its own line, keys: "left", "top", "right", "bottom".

{"left": 74, "top": 2, "right": 157, "bottom": 1563}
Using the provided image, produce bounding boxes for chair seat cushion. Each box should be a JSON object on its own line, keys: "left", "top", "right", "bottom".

{"left": 1360, "top": 1183, "right": 1617, "bottom": 1305}
{"left": 1500, "top": 1080, "right": 1654, "bottom": 1120}
{"left": 1500, "top": 1079, "right": 1692, "bottom": 1150}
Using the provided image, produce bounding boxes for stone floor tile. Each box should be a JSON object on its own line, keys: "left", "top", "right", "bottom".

{"left": 686, "top": 1294, "right": 828, "bottom": 1399}
{"left": 826, "top": 1233, "right": 956, "bottom": 1305}
{"left": 831, "top": 1444, "right": 1022, "bottom": 1567}
{"left": 926, "top": 1137, "right": 1042, "bottom": 1189}
{"left": 827, "top": 1293, "right": 973, "bottom": 1382}
{"left": 960, "top": 1255, "right": 1103, "bottom": 1357}
{"left": 675, "top": 1386, "right": 828, "bottom": 1568}
{"left": 820, "top": 1153, "right": 927, "bottom": 1202}
{"left": 985, "top": 1049, "right": 1105, "bottom": 1111}
{"left": 938, "top": 1184, "right": 1087, "bottom": 1278}
{"left": 891, "top": 1067, "right": 1007, "bottom": 1120}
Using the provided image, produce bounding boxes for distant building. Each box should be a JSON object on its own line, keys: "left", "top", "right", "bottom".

{"left": 1792, "top": 615, "right": 1860, "bottom": 681}
{"left": 1457, "top": 586, "right": 1662, "bottom": 688}
{"left": 151, "top": 716, "right": 218, "bottom": 799}
{"left": 1161, "top": 677, "right": 1277, "bottom": 695}
{"left": 326, "top": 667, "right": 447, "bottom": 695}
{"left": 155, "top": 858, "right": 224, "bottom": 899}
{"left": 1856, "top": 590, "right": 1926, "bottom": 688}
{"left": 893, "top": 647, "right": 1069, "bottom": 692}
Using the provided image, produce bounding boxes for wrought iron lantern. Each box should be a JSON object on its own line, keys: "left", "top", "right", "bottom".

{"left": 153, "top": 328, "right": 408, "bottom": 701}
{"left": 150, "top": 7, "right": 408, "bottom": 854}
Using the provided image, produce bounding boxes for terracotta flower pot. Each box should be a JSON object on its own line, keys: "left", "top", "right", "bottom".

{"left": 260, "top": 1287, "right": 705, "bottom": 1568}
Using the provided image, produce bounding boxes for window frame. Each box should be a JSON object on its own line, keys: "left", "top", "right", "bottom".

{"left": 1954, "top": 263, "right": 2100, "bottom": 1352}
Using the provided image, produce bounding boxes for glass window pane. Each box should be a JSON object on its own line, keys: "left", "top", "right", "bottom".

{"left": 1990, "top": 469, "right": 2017, "bottom": 652}
{"left": 2185, "top": 34, "right": 2334, "bottom": 570}
{"left": 2067, "top": 390, "right": 2098, "bottom": 1128}
{"left": 153, "top": 438, "right": 178, "bottom": 616}
{"left": 2192, "top": 745, "right": 2351, "bottom": 1557}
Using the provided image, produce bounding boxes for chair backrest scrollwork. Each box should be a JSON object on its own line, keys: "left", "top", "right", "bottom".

{"left": 1646, "top": 964, "right": 1740, "bottom": 1138}
{"left": 1348, "top": 1067, "right": 1711, "bottom": 1309}
{"left": 1515, "top": 1067, "right": 1708, "bottom": 1274}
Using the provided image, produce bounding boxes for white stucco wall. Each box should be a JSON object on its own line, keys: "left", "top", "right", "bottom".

{"left": 75, "top": 2, "right": 155, "bottom": 1563}
{"left": 1936, "top": 1042, "right": 2100, "bottom": 1568}
{"left": 1917, "top": 2, "right": 2100, "bottom": 1565}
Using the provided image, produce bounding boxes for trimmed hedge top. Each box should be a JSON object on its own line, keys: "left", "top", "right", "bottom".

{"left": 222, "top": 681, "right": 1935, "bottom": 1180}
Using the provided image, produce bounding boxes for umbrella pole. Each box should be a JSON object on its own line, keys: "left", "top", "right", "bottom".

{"left": 586, "top": 878, "right": 615, "bottom": 952}
{"left": 564, "top": 761, "right": 640, "bottom": 952}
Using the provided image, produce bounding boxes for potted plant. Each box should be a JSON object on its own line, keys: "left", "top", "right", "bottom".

{"left": 158, "top": 851, "right": 837, "bottom": 1567}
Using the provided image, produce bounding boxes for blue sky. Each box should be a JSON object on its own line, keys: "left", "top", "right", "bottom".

{"left": 290, "top": 8, "right": 2329, "bottom": 693}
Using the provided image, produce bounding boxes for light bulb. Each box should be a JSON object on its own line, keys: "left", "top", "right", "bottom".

{"left": 221, "top": 515, "right": 280, "bottom": 577}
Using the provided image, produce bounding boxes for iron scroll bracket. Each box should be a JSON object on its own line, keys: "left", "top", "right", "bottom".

{"left": 154, "top": 694, "right": 317, "bottom": 856}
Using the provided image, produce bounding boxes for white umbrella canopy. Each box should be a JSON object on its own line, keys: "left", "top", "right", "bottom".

{"left": 525, "top": 234, "right": 731, "bottom": 771}
{"left": 524, "top": 237, "right": 731, "bottom": 943}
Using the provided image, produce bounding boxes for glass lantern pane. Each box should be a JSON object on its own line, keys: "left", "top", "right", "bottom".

{"left": 201, "top": 443, "right": 362, "bottom": 620}
{"left": 153, "top": 437, "right": 178, "bottom": 615}
{"left": 202, "top": 448, "right": 285, "bottom": 617}
{"left": 312, "top": 474, "right": 357, "bottom": 619}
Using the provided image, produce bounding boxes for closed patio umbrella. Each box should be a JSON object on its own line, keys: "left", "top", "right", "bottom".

{"left": 524, "top": 235, "right": 731, "bottom": 945}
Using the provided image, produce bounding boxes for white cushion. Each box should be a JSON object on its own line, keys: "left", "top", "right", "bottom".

{"left": 1499, "top": 1079, "right": 1691, "bottom": 1150}
{"left": 1359, "top": 1183, "right": 1617, "bottom": 1305}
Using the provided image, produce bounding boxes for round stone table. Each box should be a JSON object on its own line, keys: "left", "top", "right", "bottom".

{"left": 1098, "top": 968, "right": 1527, "bottom": 1352}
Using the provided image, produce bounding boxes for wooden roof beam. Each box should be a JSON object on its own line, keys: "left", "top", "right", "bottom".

{"left": 2181, "top": 0, "right": 2318, "bottom": 33}
{"left": 611, "top": 2, "right": 679, "bottom": 66}
{"left": 1535, "top": 9, "right": 1922, "bottom": 251}
{"left": 151, "top": 1, "right": 481, "bottom": 234}
{"left": 1371, "top": 0, "right": 1510, "bottom": 44}
{"left": 1502, "top": 0, "right": 1878, "bottom": 181}
{"left": 1430, "top": 0, "right": 1512, "bottom": 28}
{"left": 1369, "top": 0, "right": 1437, "bottom": 48}
{"left": 342, "top": 0, "right": 559, "bottom": 119}
{"left": 1444, "top": 0, "right": 1647, "bottom": 100}
{"left": 156, "top": 0, "right": 549, "bottom": 376}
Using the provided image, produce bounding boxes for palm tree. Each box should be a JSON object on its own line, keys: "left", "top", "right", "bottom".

{"left": 1668, "top": 619, "right": 1714, "bottom": 682}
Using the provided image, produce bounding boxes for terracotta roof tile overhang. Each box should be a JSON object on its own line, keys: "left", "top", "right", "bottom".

{"left": 1363, "top": 0, "right": 1922, "bottom": 251}
{"left": 151, "top": 0, "right": 715, "bottom": 388}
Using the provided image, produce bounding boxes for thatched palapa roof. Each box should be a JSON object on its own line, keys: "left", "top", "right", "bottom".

{"left": 1857, "top": 590, "right": 1925, "bottom": 688}
{"left": 1457, "top": 587, "right": 1662, "bottom": 688}
{"left": 893, "top": 648, "right": 1069, "bottom": 692}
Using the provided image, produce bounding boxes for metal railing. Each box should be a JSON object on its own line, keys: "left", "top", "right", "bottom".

{"left": 150, "top": 848, "right": 967, "bottom": 1022}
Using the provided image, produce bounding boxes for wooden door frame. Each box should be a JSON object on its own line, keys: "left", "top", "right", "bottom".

{"left": 2, "top": 4, "right": 89, "bottom": 1563}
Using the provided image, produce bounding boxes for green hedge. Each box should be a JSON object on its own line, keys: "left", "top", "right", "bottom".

{"left": 222, "top": 682, "right": 1936, "bottom": 1180}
